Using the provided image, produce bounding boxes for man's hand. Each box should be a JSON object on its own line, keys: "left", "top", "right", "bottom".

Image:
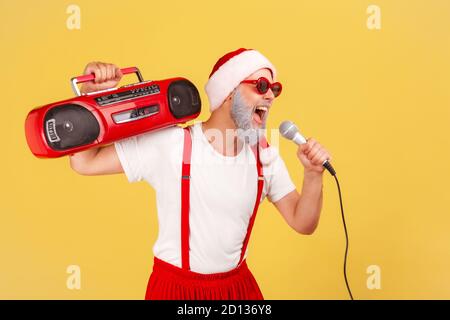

{"left": 297, "top": 138, "right": 332, "bottom": 175}
{"left": 80, "top": 62, "right": 123, "bottom": 94}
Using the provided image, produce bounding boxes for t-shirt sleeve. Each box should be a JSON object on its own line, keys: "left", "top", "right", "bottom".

{"left": 114, "top": 126, "right": 183, "bottom": 186}
{"left": 264, "top": 152, "right": 297, "bottom": 203}
{"left": 114, "top": 134, "right": 145, "bottom": 183}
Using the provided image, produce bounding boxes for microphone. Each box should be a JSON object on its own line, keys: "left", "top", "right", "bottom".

{"left": 279, "top": 120, "right": 336, "bottom": 176}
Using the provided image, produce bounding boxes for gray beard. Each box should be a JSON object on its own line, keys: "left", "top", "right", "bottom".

{"left": 230, "top": 89, "right": 265, "bottom": 146}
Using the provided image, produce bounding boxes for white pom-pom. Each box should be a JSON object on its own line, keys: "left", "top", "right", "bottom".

{"left": 259, "top": 146, "right": 279, "bottom": 166}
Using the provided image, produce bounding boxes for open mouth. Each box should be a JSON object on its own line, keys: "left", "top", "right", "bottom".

{"left": 252, "top": 106, "right": 268, "bottom": 125}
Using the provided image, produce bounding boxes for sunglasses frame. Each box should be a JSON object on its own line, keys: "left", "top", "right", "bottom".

{"left": 240, "top": 77, "right": 282, "bottom": 97}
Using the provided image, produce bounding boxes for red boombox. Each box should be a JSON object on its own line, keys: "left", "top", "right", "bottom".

{"left": 25, "top": 67, "right": 201, "bottom": 158}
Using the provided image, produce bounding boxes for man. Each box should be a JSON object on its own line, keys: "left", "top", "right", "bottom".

{"left": 69, "top": 48, "right": 332, "bottom": 300}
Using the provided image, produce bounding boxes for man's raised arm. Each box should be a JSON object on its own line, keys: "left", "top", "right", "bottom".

{"left": 69, "top": 61, "right": 124, "bottom": 176}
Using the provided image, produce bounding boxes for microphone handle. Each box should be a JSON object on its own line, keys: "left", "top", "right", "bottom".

{"left": 292, "top": 132, "right": 307, "bottom": 145}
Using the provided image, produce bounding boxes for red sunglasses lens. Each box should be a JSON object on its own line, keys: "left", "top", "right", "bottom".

{"left": 272, "top": 83, "right": 282, "bottom": 97}
{"left": 256, "top": 78, "right": 269, "bottom": 94}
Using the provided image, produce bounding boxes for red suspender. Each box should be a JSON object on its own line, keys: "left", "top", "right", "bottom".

{"left": 181, "top": 126, "right": 266, "bottom": 271}
{"left": 238, "top": 142, "right": 264, "bottom": 266}
{"left": 181, "top": 127, "right": 192, "bottom": 271}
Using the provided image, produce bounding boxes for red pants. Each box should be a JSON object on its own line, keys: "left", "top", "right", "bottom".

{"left": 145, "top": 257, "right": 264, "bottom": 300}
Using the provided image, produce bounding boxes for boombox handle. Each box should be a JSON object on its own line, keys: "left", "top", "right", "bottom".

{"left": 70, "top": 67, "right": 144, "bottom": 96}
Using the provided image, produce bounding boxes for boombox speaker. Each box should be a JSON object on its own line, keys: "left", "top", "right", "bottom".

{"left": 25, "top": 67, "right": 201, "bottom": 158}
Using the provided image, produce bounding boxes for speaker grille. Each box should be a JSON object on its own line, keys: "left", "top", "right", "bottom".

{"left": 167, "top": 80, "right": 201, "bottom": 119}
{"left": 44, "top": 104, "right": 100, "bottom": 150}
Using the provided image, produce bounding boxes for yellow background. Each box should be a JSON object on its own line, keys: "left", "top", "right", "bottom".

{"left": 1, "top": 0, "right": 449, "bottom": 299}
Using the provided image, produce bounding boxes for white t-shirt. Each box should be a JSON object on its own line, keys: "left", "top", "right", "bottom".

{"left": 114, "top": 122, "right": 296, "bottom": 274}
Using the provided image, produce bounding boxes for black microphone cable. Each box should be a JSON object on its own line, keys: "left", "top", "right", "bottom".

{"left": 323, "top": 161, "right": 353, "bottom": 300}
{"left": 335, "top": 174, "right": 353, "bottom": 300}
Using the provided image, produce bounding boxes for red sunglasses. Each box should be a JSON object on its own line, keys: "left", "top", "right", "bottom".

{"left": 240, "top": 77, "right": 282, "bottom": 97}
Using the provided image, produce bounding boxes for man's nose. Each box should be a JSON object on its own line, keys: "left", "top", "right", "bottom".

{"left": 263, "top": 88, "right": 275, "bottom": 102}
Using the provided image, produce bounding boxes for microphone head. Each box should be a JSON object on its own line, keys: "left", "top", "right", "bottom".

{"left": 279, "top": 120, "right": 298, "bottom": 140}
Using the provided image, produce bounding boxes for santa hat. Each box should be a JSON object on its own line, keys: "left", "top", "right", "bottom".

{"left": 205, "top": 48, "right": 277, "bottom": 112}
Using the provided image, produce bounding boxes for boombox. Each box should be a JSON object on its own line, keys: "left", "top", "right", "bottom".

{"left": 25, "top": 67, "right": 201, "bottom": 158}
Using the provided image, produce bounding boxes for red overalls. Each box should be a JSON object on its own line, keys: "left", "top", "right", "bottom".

{"left": 145, "top": 126, "right": 266, "bottom": 300}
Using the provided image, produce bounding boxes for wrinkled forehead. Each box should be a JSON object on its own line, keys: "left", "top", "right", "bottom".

{"left": 244, "top": 68, "right": 275, "bottom": 82}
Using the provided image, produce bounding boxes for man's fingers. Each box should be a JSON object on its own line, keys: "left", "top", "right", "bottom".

{"left": 306, "top": 142, "right": 321, "bottom": 160}
{"left": 105, "top": 64, "right": 113, "bottom": 81}
{"left": 92, "top": 63, "right": 101, "bottom": 83}
{"left": 113, "top": 66, "right": 123, "bottom": 81}
{"left": 82, "top": 61, "right": 124, "bottom": 85}
{"left": 301, "top": 138, "right": 316, "bottom": 154}
{"left": 93, "top": 65, "right": 102, "bottom": 84}
{"left": 311, "top": 150, "right": 327, "bottom": 165}
{"left": 98, "top": 63, "right": 107, "bottom": 83}
{"left": 83, "top": 61, "right": 96, "bottom": 75}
